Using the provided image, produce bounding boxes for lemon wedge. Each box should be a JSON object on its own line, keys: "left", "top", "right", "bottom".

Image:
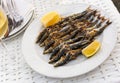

{"left": 41, "top": 11, "right": 61, "bottom": 27}
{"left": 82, "top": 40, "right": 101, "bottom": 58}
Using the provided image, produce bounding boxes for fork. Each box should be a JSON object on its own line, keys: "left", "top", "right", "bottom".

{"left": 6, "top": 0, "right": 24, "bottom": 28}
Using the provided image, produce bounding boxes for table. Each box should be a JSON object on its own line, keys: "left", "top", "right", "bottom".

{"left": 0, "top": 0, "right": 120, "bottom": 83}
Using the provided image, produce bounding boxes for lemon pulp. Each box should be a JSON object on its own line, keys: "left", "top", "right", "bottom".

{"left": 41, "top": 11, "right": 61, "bottom": 27}
{"left": 82, "top": 40, "right": 101, "bottom": 58}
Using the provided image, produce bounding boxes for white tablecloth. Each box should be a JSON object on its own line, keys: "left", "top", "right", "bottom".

{"left": 0, "top": 0, "right": 120, "bottom": 83}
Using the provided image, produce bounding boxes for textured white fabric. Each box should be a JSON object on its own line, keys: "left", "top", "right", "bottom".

{"left": 0, "top": 0, "right": 120, "bottom": 83}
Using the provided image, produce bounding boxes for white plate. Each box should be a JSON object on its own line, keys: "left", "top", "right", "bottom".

{"left": 22, "top": 3, "right": 117, "bottom": 78}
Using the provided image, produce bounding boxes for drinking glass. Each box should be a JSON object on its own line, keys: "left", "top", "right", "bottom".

{"left": 0, "top": 6, "right": 9, "bottom": 51}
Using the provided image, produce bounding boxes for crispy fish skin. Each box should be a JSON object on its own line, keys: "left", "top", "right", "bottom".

{"left": 36, "top": 7, "right": 112, "bottom": 67}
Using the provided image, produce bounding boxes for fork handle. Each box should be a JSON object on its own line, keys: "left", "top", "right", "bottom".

{"left": 6, "top": 0, "right": 23, "bottom": 27}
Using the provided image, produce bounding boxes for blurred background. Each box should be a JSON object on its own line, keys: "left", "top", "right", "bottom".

{"left": 112, "top": 0, "right": 120, "bottom": 12}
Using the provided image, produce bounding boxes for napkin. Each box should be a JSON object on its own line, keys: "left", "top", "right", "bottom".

{"left": 15, "top": 0, "right": 33, "bottom": 16}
